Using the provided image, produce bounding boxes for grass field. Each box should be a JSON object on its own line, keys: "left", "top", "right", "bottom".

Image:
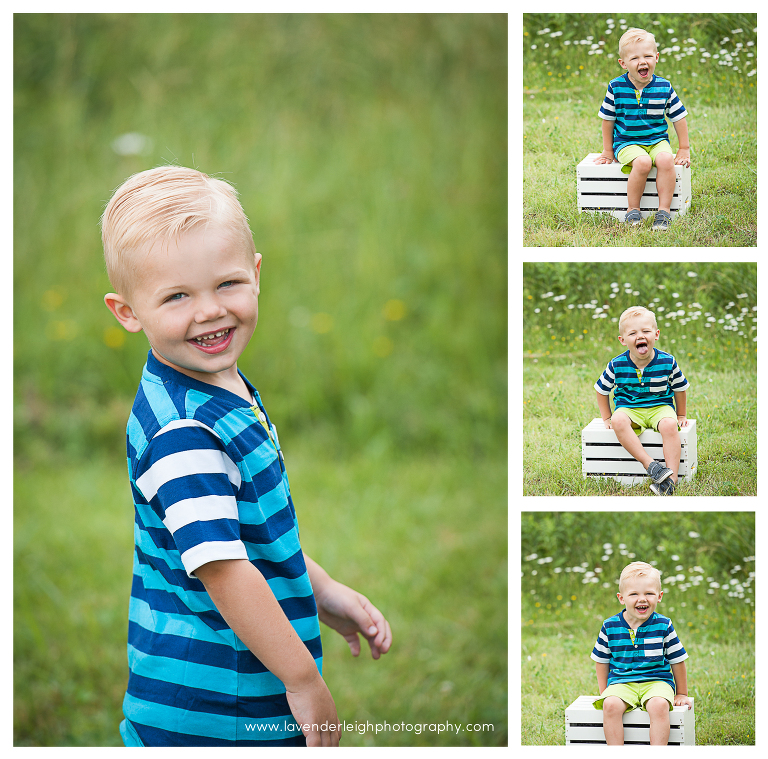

{"left": 523, "top": 13, "right": 757, "bottom": 246}
{"left": 14, "top": 14, "right": 507, "bottom": 746}
{"left": 521, "top": 512, "right": 755, "bottom": 746}
{"left": 523, "top": 262, "right": 756, "bottom": 496}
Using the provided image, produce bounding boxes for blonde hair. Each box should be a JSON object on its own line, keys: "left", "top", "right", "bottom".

{"left": 619, "top": 561, "right": 661, "bottom": 594}
{"left": 101, "top": 165, "right": 256, "bottom": 296}
{"left": 618, "top": 28, "right": 657, "bottom": 60}
{"left": 619, "top": 305, "right": 657, "bottom": 334}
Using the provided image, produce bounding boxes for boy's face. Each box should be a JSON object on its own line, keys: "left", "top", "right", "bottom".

{"left": 105, "top": 226, "right": 261, "bottom": 388}
{"left": 617, "top": 577, "right": 663, "bottom": 627}
{"left": 618, "top": 313, "right": 659, "bottom": 363}
{"left": 618, "top": 39, "right": 659, "bottom": 86}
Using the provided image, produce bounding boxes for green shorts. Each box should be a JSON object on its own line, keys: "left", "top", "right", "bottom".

{"left": 617, "top": 140, "right": 674, "bottom": 175}
{"left": 594, "top": 681, "right": 675, "bottom": 711}
{"left": 614, "top": 405, "right": 678, "bottom": 436}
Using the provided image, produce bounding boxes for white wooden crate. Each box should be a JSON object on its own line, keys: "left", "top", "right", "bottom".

{"left": 582, "top": 418, "right": 697, "bottom": 486}
{"left": 565, "top": 695, "right": 695, "bottom": 745}
{"left": 577, "top": 153, "right": 692, "bottom": 220}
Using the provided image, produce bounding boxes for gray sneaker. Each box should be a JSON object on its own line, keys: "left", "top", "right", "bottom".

{"left": 646, "top": 460, "right": 674, "bottom": 484}
{"left": 652, "top": 210, "right": 672, "bottom": 230}
{"left": 650, "top": 479, "right": 676, "bottom": 496}
{"left": 624, "top": 209, "right": 643, "bottom": 226}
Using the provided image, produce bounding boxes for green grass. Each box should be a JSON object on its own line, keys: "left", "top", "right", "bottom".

{"left": 521, "top": 512, "right": 755, "bottom": 745}
{"left": 522, "top": 635, "right": 754, "bottom": 745}
{"left": 15, "top": 448, "right": 507, "bottom": 747}
{"left": 522, "top": 13, "right": 757, "bottom": 246}
{"left": 14, "top": 15, "right": 507, "bottom": 747}
{"left": 523, "top": 263, "right": 756, "bottom": 496}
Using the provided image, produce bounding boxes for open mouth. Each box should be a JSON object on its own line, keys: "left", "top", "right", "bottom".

{"left": 638, "top": 67, "right": 649, "bottom": 77}
{"left": 636, "top": 605, "right": 649, "bottom": 613}
{"left": 636, "top": 340, "right": 648, "bottom": 355}
{"left": 188, "top": 327, "right": 234, "bottom": 353}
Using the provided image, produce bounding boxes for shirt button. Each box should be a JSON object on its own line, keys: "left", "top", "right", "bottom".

{"left": 258, "top": 411, "right": 266, "bottom": 422}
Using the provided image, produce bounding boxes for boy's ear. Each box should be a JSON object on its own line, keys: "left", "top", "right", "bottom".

{"left": 254, "top": 252, "right": 262, "bottom": 294}
{"left": 104, "top": 293, "right": 143, "bottom": 333}
{"left": 616, "top": 592, "right": 624, "bottom": 604}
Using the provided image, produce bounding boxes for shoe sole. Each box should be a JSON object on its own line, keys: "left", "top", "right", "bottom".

{"left": 650, "top": 483, "right": 674, "bottom": 496}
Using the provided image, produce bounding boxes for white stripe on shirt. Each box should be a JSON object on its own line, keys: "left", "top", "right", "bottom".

{"left": 163, "top": 495, "right": 240, "bottom": 534}
{"left": 137, "top": 449, "right": 242, "bottom": 501}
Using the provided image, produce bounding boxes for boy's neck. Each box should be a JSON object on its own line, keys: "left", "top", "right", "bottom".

{"left": 627, "top": 72, "right": 651, "bottom": 91}
{"left": 630, "top": 347, "right": 655, "bottom": 368}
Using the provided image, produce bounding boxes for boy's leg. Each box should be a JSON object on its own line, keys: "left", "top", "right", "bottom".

{"left": 658, "top": 417, "right": 681, "bottom": 483}
{"left": 611, "top": 412, "right": 654, "bottom": 468}
{"left": 626, "top": 154, "right": 653, "bottom": 211}
{"left": 602, "top": 696, "right": 628, "bottom": 745}
{"left": 646, "top": 697, "right": 671, "bottom": 745}
{"left": 654, "top": 152, "right": 675, "bottom": 213}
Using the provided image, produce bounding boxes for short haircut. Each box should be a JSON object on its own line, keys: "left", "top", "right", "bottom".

{"left": 101, "top": 165, "right": 256, "bottom": 296}
{"left": 619, "top": 561, "right": 662, "bottom": 594}
{"left": 618, "top": 28, "right": 657, "bottom": 60}
{"left": 619, "top": 305, "right": 658, "bottom": 334}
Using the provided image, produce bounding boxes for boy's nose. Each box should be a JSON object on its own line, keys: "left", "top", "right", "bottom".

{"left": 194, "top": 297, "right": 227, "bottom": 322}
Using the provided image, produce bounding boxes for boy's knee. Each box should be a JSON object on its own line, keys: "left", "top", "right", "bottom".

{"left": 658, "top": 417, "right": 678, "bottom": 435}
{"left": 603, "top": 696, "right": 627, "bottom": 715}
{"left": 611, "top": 412, "right": 630, "bottom": 431}
{"left": 655, "top": 152, "right": 674, "bottom": 169}
{"left": 632, "top": 155, "right": 653, "bottom": 173}
{"left": 645, "top": 697, "right": 670, "bottom": 717}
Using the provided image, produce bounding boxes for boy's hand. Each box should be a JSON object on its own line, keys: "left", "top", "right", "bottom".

{"left": 315, "top": 579, "right": 392, "bottom": 660}
{"left": 594, "top": 151, "right": 618, "bottom": 165}
{"left": 285, "top": 673, "right": 341, "bottom": 746}
{"left": 602, "top": 417, "right": 612, "bottom": 429}
{"left": 674, "top": 694, "right": 693, "bottom": 709}
{"left": 677, "top": 415, "right": 688, "bottom": 428}
{"left": 674, "top": 148, "right": 691, "bottom": 167}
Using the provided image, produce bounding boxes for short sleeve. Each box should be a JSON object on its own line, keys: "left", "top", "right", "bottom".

{"left": 595, "top": 361, "right": 616, "bottom": 395}
{"left": 591, "top": 624, "right": 611, "bottom": 663}
{"left": 134, "top": 419, "right": 248, "bottom": 578}
{"left": 666, "top": 87, "right": 688, "bottom": 122}
{"left": 599, "top": 84, "right": 616, "bottom": 121}
{"left": 669, "top": 359, "right": 690, "bottom": 392}
{"left": 664, "top": 620, "right": 688, "bottom": 664}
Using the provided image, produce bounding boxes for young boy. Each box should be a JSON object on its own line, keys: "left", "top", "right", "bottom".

{"left": 595, "top": 306, "right": 689, "bottom": 496}
{"left": 591, "top": 562, "right": 693, "bottom": 745}
{"left": 595, "top": 28, "right": 691, "bottom": 231}
{"left": 102, "top": 166, "right": 392, "bottom": 747}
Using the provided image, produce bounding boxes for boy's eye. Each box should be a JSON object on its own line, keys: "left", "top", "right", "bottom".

{"left": 166, "top": 293, "right": 185, "bottom": 302}
{"left": 219, "top": 280, "right": 234, "bottom": 288}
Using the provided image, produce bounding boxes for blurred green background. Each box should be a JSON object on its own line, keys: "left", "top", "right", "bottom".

{"left": 14, "top": 14, "right": 507, "bottom": 746}
{"left": 522, "top": 512, "right": 755, "bottom": 745}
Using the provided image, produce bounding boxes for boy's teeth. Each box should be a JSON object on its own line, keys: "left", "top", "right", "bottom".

{"left": 194, "top": 329, "right": 229, "bottom": 343}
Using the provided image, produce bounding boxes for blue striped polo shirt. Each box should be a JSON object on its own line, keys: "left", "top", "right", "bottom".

{"left": 121, "top": 351, "right": 321, "bottom": 746}
{"left": 594, "top": 349, "right": 689, "bottom": 410}
{"left": 591, "top": 610, "right": 688, "bottom": 689}
{"left": 599, "top": 73, "right": 688, "bottom": 156}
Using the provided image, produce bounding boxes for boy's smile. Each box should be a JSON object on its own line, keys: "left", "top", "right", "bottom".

{"left": 617, "top": 579, "right": 663, "bottom": 629}
{"left": 619, "top": 40, "right": 659, "bottom": 89}
{"left": 618, "top": 314, "right": 660, "bottom": 367}
{"left": 105, "top": 226, "right": 261, "bottom": 396}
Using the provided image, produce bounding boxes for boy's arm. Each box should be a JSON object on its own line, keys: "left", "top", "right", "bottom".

{"left": 196, "top": 559, "right": 340, "bottom": 746}
{"left": 596, "top": 662, "right": 609, "bottom": 694}
{"left": 674, "top": 389, "right": 688, "bottom": 427}
{"left": 597, "top": 391, "right": 612, "bottom": 428}
{"left": 595, "top": 119, "right": 618, "bottom": 164}
{"left": 671, "top": 661, "right": 693, "bottom": 708}
{"left": 672, "top": 117, "right": 690, "bottom": 166}
{"left": 304, "top": 552, "right": 392, "bottom": 659}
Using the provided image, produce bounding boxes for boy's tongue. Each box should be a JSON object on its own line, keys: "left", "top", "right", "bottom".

{"left": 636, "top": 341, "right": 648, "bottom": 355}
{"left": 638, "top": 67, "right": 649, "bottom": 77}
